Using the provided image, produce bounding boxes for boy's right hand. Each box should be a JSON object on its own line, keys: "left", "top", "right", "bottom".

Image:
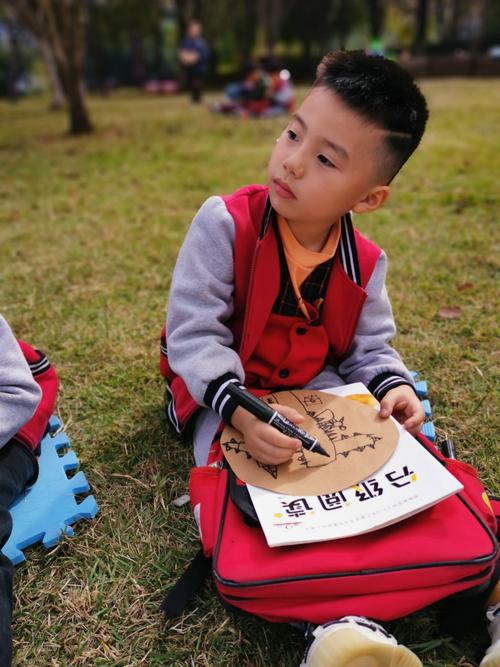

{"left": 230, "top": 404, "right": 304, "bottom": 465}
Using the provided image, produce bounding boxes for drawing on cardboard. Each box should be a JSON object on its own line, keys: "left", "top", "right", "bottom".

{"left": 221, "top": 390, "right": 399, "bottom": 495}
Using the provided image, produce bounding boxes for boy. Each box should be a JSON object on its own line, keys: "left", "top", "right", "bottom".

{"left": 0, "top": 315, "right": 58, "bottom": 665}
{"left": 162, "top": 51, "right": 499, "bottom": 666}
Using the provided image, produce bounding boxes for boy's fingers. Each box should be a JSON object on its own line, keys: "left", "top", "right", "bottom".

{"left": 273, "top": 404, "right": 305, "bottom": 424}
{"left": 253, "top": 437, "right": 298, "bottom": 464}
{"left": 403, "top": 416, "right": 419, "bottom": 430}
{"left": 266, "top": 427, "right": 302, "bottom": 452}
{"left": 253, "top": 421, "right": 301, "bottom": 452}
{"left": 403, "top": 409, "right": 425, "bottom": 434}
{"left": 403, "top": 421, "right": 422, "bottom": 437}
{"left": 379, "top": 394, "right": 398, "bottom": 418}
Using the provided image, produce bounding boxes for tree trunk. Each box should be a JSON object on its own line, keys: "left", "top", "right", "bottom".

{"left": 129, "top": 29, "right": 146, "bottom": 85}
{"left": 448, "top": 0, "right": 463, "bottom": 42}
{"left": 12, "top": 0, "right": 93, "bottom": 135}
{"left": 368, "top": 0, "right": 385, "bottom": 39}
{"left": 39, "top": 39, "right": 65, "bottom": 110}
{"left": 6, "top": 18, "right": 22, "bottom": 101}
{"left": 175, "top": 0, "right": 193, "bottom": 35}
{"left": 237, "top": 0, "right": 258, "bottom": 63}
{"left": 469, "top": 0, "right": 487, "bottom": 54}
{"left": 434, "top": 0, "right": 445, "bottom": 42}
{"left": 64, "top": 75, "right": 92, "bottom": 134}
{"left": 413, "top": 0, "right": 429, "bottom": 54}
{"left": 335, "top": 0, "right": 354, "bottom": 50}
{"left": 257, "top": 0, "right": 269, "bottom": 53}
{"left": 267, "top": 0, "right": 284, "bottom": 54}
{"left": 61, "top": 4, "right": 91, "bottom": 133}
{"left": 302, "top": 31, "right": 313, "bottom": 67}
{"left": 258, "top": 0, "right": 284, "bottom": 55}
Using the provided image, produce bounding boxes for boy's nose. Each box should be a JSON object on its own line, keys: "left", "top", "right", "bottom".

{"left": 283, "top": 153, "right": 304, "bottom": 178}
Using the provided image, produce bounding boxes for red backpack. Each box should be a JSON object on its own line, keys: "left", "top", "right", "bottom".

{"left": 163, "top": 433, "right": 499, "bottom": 625}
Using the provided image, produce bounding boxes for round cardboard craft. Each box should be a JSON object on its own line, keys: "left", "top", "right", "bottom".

{"left": 221, "top": 389, "right": 399, "bottom": 495}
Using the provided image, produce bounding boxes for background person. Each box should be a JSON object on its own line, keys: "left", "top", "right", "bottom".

{"left": 178, "top": 20, "right": 210, "bottom": 104}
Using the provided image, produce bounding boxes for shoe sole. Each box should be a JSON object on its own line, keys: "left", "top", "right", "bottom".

{"left": 302, "top": 627, "right": 423, "bottom": 667}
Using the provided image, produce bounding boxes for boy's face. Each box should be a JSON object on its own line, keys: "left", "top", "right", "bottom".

{"left": 267, "top": 87, "right": 389, "bottom": 237}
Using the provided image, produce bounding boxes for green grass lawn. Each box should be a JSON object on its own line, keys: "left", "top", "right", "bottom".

{"left": 0, "top": 79, "right": 498, "bottom": 666}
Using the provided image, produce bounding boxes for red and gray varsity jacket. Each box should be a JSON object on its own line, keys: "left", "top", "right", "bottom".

{"left": 161, "top": 185, "right": 413, "bottom": 433}
{"left": 16, "top": 341, "right": 58, "bottom": 451}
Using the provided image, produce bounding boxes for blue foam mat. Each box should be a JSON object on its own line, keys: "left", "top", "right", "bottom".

{"left": 2, "top": 416, "right": 98, "bottom": 565}
{"left": 410, "top": 371, "right": 436, "bottom": 443}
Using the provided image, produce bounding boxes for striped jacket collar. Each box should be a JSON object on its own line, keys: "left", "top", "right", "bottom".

{"left": 259, "top": 197, "right": 362, "bottom": 287}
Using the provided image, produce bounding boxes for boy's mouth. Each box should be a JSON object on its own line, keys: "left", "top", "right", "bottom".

{"left": 273, "top": 178, "right": 296, "bottom": 199}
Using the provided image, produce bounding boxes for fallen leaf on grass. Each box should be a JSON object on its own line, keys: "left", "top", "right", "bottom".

{"left": 439, "top": 307, "right": 462, "bottom": 319}
{"left": 457, "top": 282, "right": 473, "bottom": 291}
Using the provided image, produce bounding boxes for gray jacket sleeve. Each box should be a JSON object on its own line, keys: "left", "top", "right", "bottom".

{"left": 0, "top": 315, "right": 41, "bottom": 448}
{"left": 166, "top": 196, "right": 245, "bottom": 418}
{"left": 335, "top": 251, "right": 415, "bottom": 398}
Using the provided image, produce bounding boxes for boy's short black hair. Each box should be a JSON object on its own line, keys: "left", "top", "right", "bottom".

{"left": 314, "top": 50, "right": 429, "bottom": 183}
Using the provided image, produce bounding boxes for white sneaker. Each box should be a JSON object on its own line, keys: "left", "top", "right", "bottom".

{"left": 480, "top": 604, "right": 500, "bottom": 667}
{"left": 300, "top": 616, "right": 422, "bottom": 667}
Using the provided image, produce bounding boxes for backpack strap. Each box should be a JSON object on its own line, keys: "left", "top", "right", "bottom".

{"left": 161, "top": 548, "right": 212, "bottom": 618}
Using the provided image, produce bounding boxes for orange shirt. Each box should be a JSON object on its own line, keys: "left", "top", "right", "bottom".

{"left": 277, "top": 215, "right": 340, "bottom": 319}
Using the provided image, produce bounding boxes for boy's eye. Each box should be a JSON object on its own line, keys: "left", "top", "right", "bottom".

{"left": 318, "top": 154, "right": 335, "bottom": 168}
{"left": 286, "top": 129, "right": 298, "bottom": 141}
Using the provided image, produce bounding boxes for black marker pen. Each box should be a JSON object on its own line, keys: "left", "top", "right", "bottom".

{"left": 226, "top": 383, "right": 330, "bottom": 458}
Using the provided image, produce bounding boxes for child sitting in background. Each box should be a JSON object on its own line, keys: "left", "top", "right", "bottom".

{"left": 212, "top": 58, "right": 294, "bottom": 118}
{"left": 212, "top": 61, "right": 269, "bottom": 117}
{"left": 260, "top": 57, "right": 295, "bottom": 117}
{"left": 0, "top": 315, "right": 58, "bottom": 666}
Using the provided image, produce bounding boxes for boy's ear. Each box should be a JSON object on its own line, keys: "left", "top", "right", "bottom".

{"left": 352, "top": 185, "right": 390, "bottom": 214}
